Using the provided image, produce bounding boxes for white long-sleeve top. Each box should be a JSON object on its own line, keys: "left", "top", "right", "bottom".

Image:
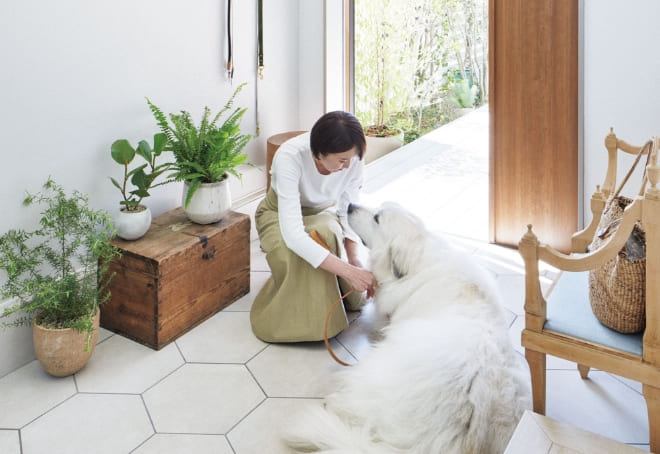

{"left": 270, "top": 132, "right": 364, "bottom": 268}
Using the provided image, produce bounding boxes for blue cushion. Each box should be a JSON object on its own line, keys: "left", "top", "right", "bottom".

{"left": 544, "top": 271, "right": 643, "bottom": 356}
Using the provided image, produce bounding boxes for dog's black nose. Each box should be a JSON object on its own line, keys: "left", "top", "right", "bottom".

{"left": 348, "top": 203, "right": 355, "bottom": 213}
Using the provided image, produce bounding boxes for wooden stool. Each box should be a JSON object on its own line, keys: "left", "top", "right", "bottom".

{"left": 266, "top": 130, "right": 306, "bottom": 190}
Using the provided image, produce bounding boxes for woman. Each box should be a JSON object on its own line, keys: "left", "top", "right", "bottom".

{"left": 251, "top": 111, "right": 377, "bottom": 343}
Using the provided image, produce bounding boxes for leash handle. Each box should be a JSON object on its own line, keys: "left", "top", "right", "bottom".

{"left": 324, "top": 290, "right": 353, "bottom": 367}
{"left": 310, "top": 230, "right": 353, "bottom": 367}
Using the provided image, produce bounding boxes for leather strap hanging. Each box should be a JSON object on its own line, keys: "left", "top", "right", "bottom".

{"left": 225, "top": 0, "right": 234, "bottom": 83}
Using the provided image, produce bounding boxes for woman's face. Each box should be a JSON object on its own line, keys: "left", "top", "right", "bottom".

{"left": 315, "top": 146, "right": 359, "bottom": 175}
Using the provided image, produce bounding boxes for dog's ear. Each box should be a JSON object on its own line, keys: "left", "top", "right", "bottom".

{"left": 388, "top": 236, "right": 419, "bottom": 280}
{"left": 387, "top": 222, "right": 428, "bottom": 279}
{"left": 391, "top": 258, "right": 405, "bottom": 279}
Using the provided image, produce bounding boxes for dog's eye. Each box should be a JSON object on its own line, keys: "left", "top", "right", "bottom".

{"left": 374, "top": 214, "right": 380, "bottom": 224}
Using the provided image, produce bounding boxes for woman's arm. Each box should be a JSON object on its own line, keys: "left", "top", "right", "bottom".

{"left": 344, "top": 237, "right": 363, "bottom": 267}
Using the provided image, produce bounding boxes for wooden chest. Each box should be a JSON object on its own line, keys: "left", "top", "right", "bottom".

{"left": 101, "top": 208, "right": 250, "bottom": 350}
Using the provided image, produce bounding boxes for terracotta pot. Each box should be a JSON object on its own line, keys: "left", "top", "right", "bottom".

{"left": 115, "top": 205, "right": 152, "bottom": 240}
{"left": 182, "top": 179, "right": 231, "bottom": 224}
{"left": 32, "top": 309, "right": 100, "bottom": 377}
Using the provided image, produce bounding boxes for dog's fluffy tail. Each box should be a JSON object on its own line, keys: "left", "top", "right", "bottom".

{"left": 282, "top": 405, "right": 384, "bottom": 454}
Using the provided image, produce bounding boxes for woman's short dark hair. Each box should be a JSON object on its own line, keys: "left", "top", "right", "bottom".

{"left": 310, "top": 111, "right": 366, "bottom": 160}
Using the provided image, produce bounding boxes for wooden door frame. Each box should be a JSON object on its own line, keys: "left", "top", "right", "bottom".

{"left": 489, "top": 0, "right": 583, "bottom": 252}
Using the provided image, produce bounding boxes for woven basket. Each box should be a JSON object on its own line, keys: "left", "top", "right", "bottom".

{"left": 588, "top": 195, "right": 646, "bottom": 333}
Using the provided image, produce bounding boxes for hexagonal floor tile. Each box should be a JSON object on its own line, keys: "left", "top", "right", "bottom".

{"left": 133, "top": 433, "right": 233, "bottom": 454}
{"left": 176, "top": 311, "right": 266, "bottom": 363}
{"left": 495, "top": 274, "right": 526, "bottom": 315}
{"left": 228, "top": 398, "right": 323, "bottom": 454}
{"left": 0, "top": 430, "right": 20, "bottom": 454}
{"left": 143, "top": 363, "right": 264, "bottom": 434}
{"left": 546, "top": 370, "right": 648, "bottom": 445}
{"left": 250, "top": 239, "right": 269, "bottom": 272}
{"left": 21, "top": 393, "right": 153, "bottom": 453}
{"left": 224, "top": 271, "right": 271, "bottom": 312}
{"left": 76, "top": 334, "right": 184, "bottom": 393}
{"left": 335, "top": 304, "right": 384, "bottom": 362}
{"left": 247, "top": 341, "right": 352, "bottom": 398}
{"left": 0, "top": 361, "right": 76, "bottom": 428}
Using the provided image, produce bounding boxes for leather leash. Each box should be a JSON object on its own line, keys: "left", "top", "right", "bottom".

{"left": 310, "top": 230, "right": 352, "bottom": 367}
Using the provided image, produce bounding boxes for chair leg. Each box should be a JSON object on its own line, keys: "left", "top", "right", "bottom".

{"left": 525, "top": 349, "right": 546, "bottom": 415}
{"left": 577, "top": 364, "right": 590, "bottom": 379}
{"left": 643, "top": 384, "right": 660, "bottom": 452}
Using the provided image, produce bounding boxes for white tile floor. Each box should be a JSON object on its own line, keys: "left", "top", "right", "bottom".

{"left": 0, "top": 108, "right": 650, "bottom": 453}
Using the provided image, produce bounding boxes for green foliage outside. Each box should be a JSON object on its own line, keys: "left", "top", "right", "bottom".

{"left": 354, "top": 0, "right": 488, "bottom": 143}
{"left": 147, "top": 83, "right": 252, "bottom": 208}
{"left": 0, "top": 178, "right": 121, "bottom": 347}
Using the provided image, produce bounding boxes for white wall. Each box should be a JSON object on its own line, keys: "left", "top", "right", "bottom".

{"left": 298, "top": 1, "right": 327, "bottom": 129}
{"left": 583, "top": 0, "right": 660, "bottom": 223}
{"left": 0, "top": 0, "right": 335, "bottom": 377}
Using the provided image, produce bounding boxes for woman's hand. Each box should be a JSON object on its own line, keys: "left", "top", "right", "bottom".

{"left": 344, "top": 265, "right": 377, "bottom": 298}
{"left": 319, "top": 253, "right": 377, "bottom": 298}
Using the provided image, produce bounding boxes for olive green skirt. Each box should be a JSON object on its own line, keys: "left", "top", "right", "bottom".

{"left": 250, "top": 189, "right": 361, "bottom": 343}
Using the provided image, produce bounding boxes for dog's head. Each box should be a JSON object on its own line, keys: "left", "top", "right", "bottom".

{"left": 348, "top": 202, "right": 427, "bottom": 281}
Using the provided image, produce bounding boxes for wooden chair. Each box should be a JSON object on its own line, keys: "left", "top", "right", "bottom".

{"left": 519, "top": 129, "right": 660, "bottom": 451}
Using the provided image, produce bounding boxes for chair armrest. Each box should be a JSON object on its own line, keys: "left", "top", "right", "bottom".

{"left": 538, "top": 197, "right": 640, "bottom": 272}
{"left": 571, "top": 188, "right": 607, "bottom": 253}
{"left": 518, "top": 197, "right": 641, "bottom": 332}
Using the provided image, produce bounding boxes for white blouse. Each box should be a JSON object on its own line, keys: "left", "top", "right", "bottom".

{"left": 270, "top": 132, "right": 364, "bottom": 268}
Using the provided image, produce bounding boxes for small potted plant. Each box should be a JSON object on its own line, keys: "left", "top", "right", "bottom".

{"left": 147, "top": 83, "right": 252, "bottom": 224}
{"left": 0, "top": 178, "right": 121, "bottom": 377}
{"left": 448, "top": 78, "right": 478, "bottom": 117}
{"left": 110, "top": 132, "right": 172, "bottom": 240}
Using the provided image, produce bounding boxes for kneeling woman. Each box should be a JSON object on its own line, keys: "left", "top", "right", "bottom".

{"left": 251, "top": 111, "right": 377, "bottom": 343}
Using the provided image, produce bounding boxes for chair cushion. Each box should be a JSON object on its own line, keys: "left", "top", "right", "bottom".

{"left": 544, "top": 271, "right": 643, "bottom": 356}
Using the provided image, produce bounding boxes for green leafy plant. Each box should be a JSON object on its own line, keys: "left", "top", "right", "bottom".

{"left": 0, "top": 178, "right": 121, "bottom": 345}
{"left": 354, "top": 0, "right": 488, "bottom": 139}
{"left": 146, "top": 83, "right": 252, "bottom": 208}
{"left": 110, "top": 132, "right": 172, "bottom": 211}
{"left": 448, "top": 79, "right": 478, "bottom": 109}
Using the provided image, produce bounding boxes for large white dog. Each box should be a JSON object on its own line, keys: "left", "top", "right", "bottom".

{"left": 284, "top": 202, "right": 531, "bottom": 454}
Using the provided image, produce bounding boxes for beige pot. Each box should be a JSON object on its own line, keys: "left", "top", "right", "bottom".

{"left": 364, "top": 129, "right": 404, "bottom": 164}
{"left": 33, "top": 309, "right": 100, "bottom": 377}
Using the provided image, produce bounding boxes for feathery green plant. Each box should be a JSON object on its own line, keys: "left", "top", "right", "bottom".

{"left": 146, "top": 83, "right": 252, "bottom": 208}
{"left": 0, "top": 178, "right": 121, "bottom": 346}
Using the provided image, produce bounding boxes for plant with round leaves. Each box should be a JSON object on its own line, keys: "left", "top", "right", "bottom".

{"left": 109, "top": 132, "right": 172, "bottom": 212}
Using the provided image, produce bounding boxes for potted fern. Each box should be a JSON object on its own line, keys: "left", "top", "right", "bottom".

{"left": 147, "top": 83, "right": 252, "bottom": 224}
{"left": 110, "top": 132, "right": 172, "bottom": 240}
{"left": 0, "top": 178, "right": 121, "bottom": 376}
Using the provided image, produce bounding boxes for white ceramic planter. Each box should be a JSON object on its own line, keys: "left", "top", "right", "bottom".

{"left": 115, "top": 206, "right": 152, "bottom": 240}
{"left": 183, "top": 179, "right": 231, "bottom": 224}
{"left": 364, "top": 129, "right": 405, "bottom": 164}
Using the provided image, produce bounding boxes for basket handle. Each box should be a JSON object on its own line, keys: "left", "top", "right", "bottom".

{"left": 612, "top": 139, "right": 654, "bottom": 199}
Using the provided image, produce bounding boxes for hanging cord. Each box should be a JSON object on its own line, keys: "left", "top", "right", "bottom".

{"left": 254, "top": 0, "right": 263, "bottom": 136}
{"left": 225, "top": 0, "right": 234, "bottom": 83}
{"left": 257, "top": 0, "right": 264, "bottom": 80}
{"left": 309, "top": 230, "right": 353, "bottom": 367}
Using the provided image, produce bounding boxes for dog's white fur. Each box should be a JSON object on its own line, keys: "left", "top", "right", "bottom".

{"left": 284, "top": 202, "right": 531, "bottom": 454}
